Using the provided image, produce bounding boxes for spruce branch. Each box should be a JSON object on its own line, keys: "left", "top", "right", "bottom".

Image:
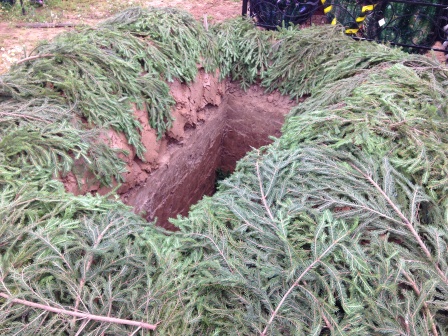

{"left": 350, "top": 163, "right": 448, "bottom": 284}
{"left": 401, "top": 270, "right": 438, "bottom": 336}
{"left": 255, "top": 158, "right": 275, "bottom": 224}
{"left": 191, "top": 233, "right": 239, "bottom": 277}
{"left": 260, "top": 220, "right": 351, "bottom": 335}
{"left": 72, "top": 221, "right": 115, "bottom": 322}
{"left": 2, "top": 9, "right": 448, "bottom": 335}
{"left": 0, "top": 111, "right": 51, "bottom": 123}
{"left": 0, "top": 292, "right": 158, "bottom": 330}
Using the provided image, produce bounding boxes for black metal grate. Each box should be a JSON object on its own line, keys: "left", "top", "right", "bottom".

{"left": 242, "top": 0, "right": 320, "bottom": 29}
{"left": 243, "top": 0, "right": 448, "bottom": 53}
{"left": 323, "top": 0, "right": 448, "bottom": 52}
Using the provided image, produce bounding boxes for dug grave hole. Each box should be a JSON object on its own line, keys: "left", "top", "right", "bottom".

{"left": 63, "top": 72, "right": 296, "bottom": 230}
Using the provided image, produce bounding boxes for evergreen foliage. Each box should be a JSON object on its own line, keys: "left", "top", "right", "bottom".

{"left": 213, "top": 17, "right": 275, "bottom": 89}
{"left": 281, "top": 62, "right": 448, "bottom": 205}
{"left": 1, "top": 27, "right": 175, "bottom": 153}
{"left": 0, "top": 98, "right": 127, "bottom": 185}
{"left": 171, "top": 144, "right": 448, "bottom": 335}
{"left": 101, "top": 7, "right": 219, "bottom": 79}
{"left": 214, "top": 20, "right": 440, "bottom": 99}
{"left": 1, "top": 7, "right": 448, "bottom": 335}
{"left": 0, "top": 7, "right": 218, "bottom": 186}
{"left": 0, "top": 177, "right": 189, "bottom": 335}
{"left": 260, "top": 26, "right": 440, "bottom": 99}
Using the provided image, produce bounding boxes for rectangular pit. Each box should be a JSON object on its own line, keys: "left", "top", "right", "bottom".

{"left": 121, "top": 82, "right": 295, "bottom": 229}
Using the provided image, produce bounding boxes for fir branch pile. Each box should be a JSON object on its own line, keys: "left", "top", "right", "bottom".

{"left": 2, "top": 7, "right": 448, "bottom": 335}
{"left": 0, "top": 7, "right": 219, "bottom": 186}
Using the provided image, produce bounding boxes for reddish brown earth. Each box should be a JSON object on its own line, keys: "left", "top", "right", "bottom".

{"left": 126, "top": 79, "right": 294, "bottom": 229}
{"left": 62, "top": 69, "right": 295, "bottom": 229}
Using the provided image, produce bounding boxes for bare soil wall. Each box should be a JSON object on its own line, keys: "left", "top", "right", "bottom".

{"left": 124, "top": 103, "right": 226, "bottom": 230}
{"left": 221, "top": 83, "right": 295, "bottom": 172}
{"left": 63, "top": 72, "right": 295, "bottom": 229}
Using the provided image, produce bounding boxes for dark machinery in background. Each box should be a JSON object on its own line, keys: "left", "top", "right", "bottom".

{"left": 242, "top": 0, "right": 448, "bottom": 55}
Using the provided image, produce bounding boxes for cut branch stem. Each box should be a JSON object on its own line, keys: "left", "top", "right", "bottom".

{"left": 0, "top": 292, "right": 158, "bottom": 330}
{"left": 16, "top": 54, "right": 55, "bottom": 65}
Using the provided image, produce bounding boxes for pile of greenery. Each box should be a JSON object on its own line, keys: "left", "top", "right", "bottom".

{"left": 1, "top": 7, "right": 448, "bottom": 335}
{"left": 0, "top": 7, "right": 218, "bottom": 186}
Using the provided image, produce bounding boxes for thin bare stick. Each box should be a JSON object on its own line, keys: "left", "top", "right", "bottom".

{"left": 15, "top": 22, "right": 80, "bottom": 28}
{"left": 129, "top": 326, "right": 142, "bottom": 336}
{"left": 402, "top": 270, "right": 439, "bottom": 336}
{"left": 74, "top": 320, "right": 89, "bottom": 336}
{"left": 203, "top": 14, "right": 209, "bottom": 31}
{"left": 16, "top": 54, "right": 55, "bottom": 65}
{"left": 0, "top": 292, "right": 158, "bottom": 330}
{"left": 350, "top": 164, "right": 448, "bottom": 284}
